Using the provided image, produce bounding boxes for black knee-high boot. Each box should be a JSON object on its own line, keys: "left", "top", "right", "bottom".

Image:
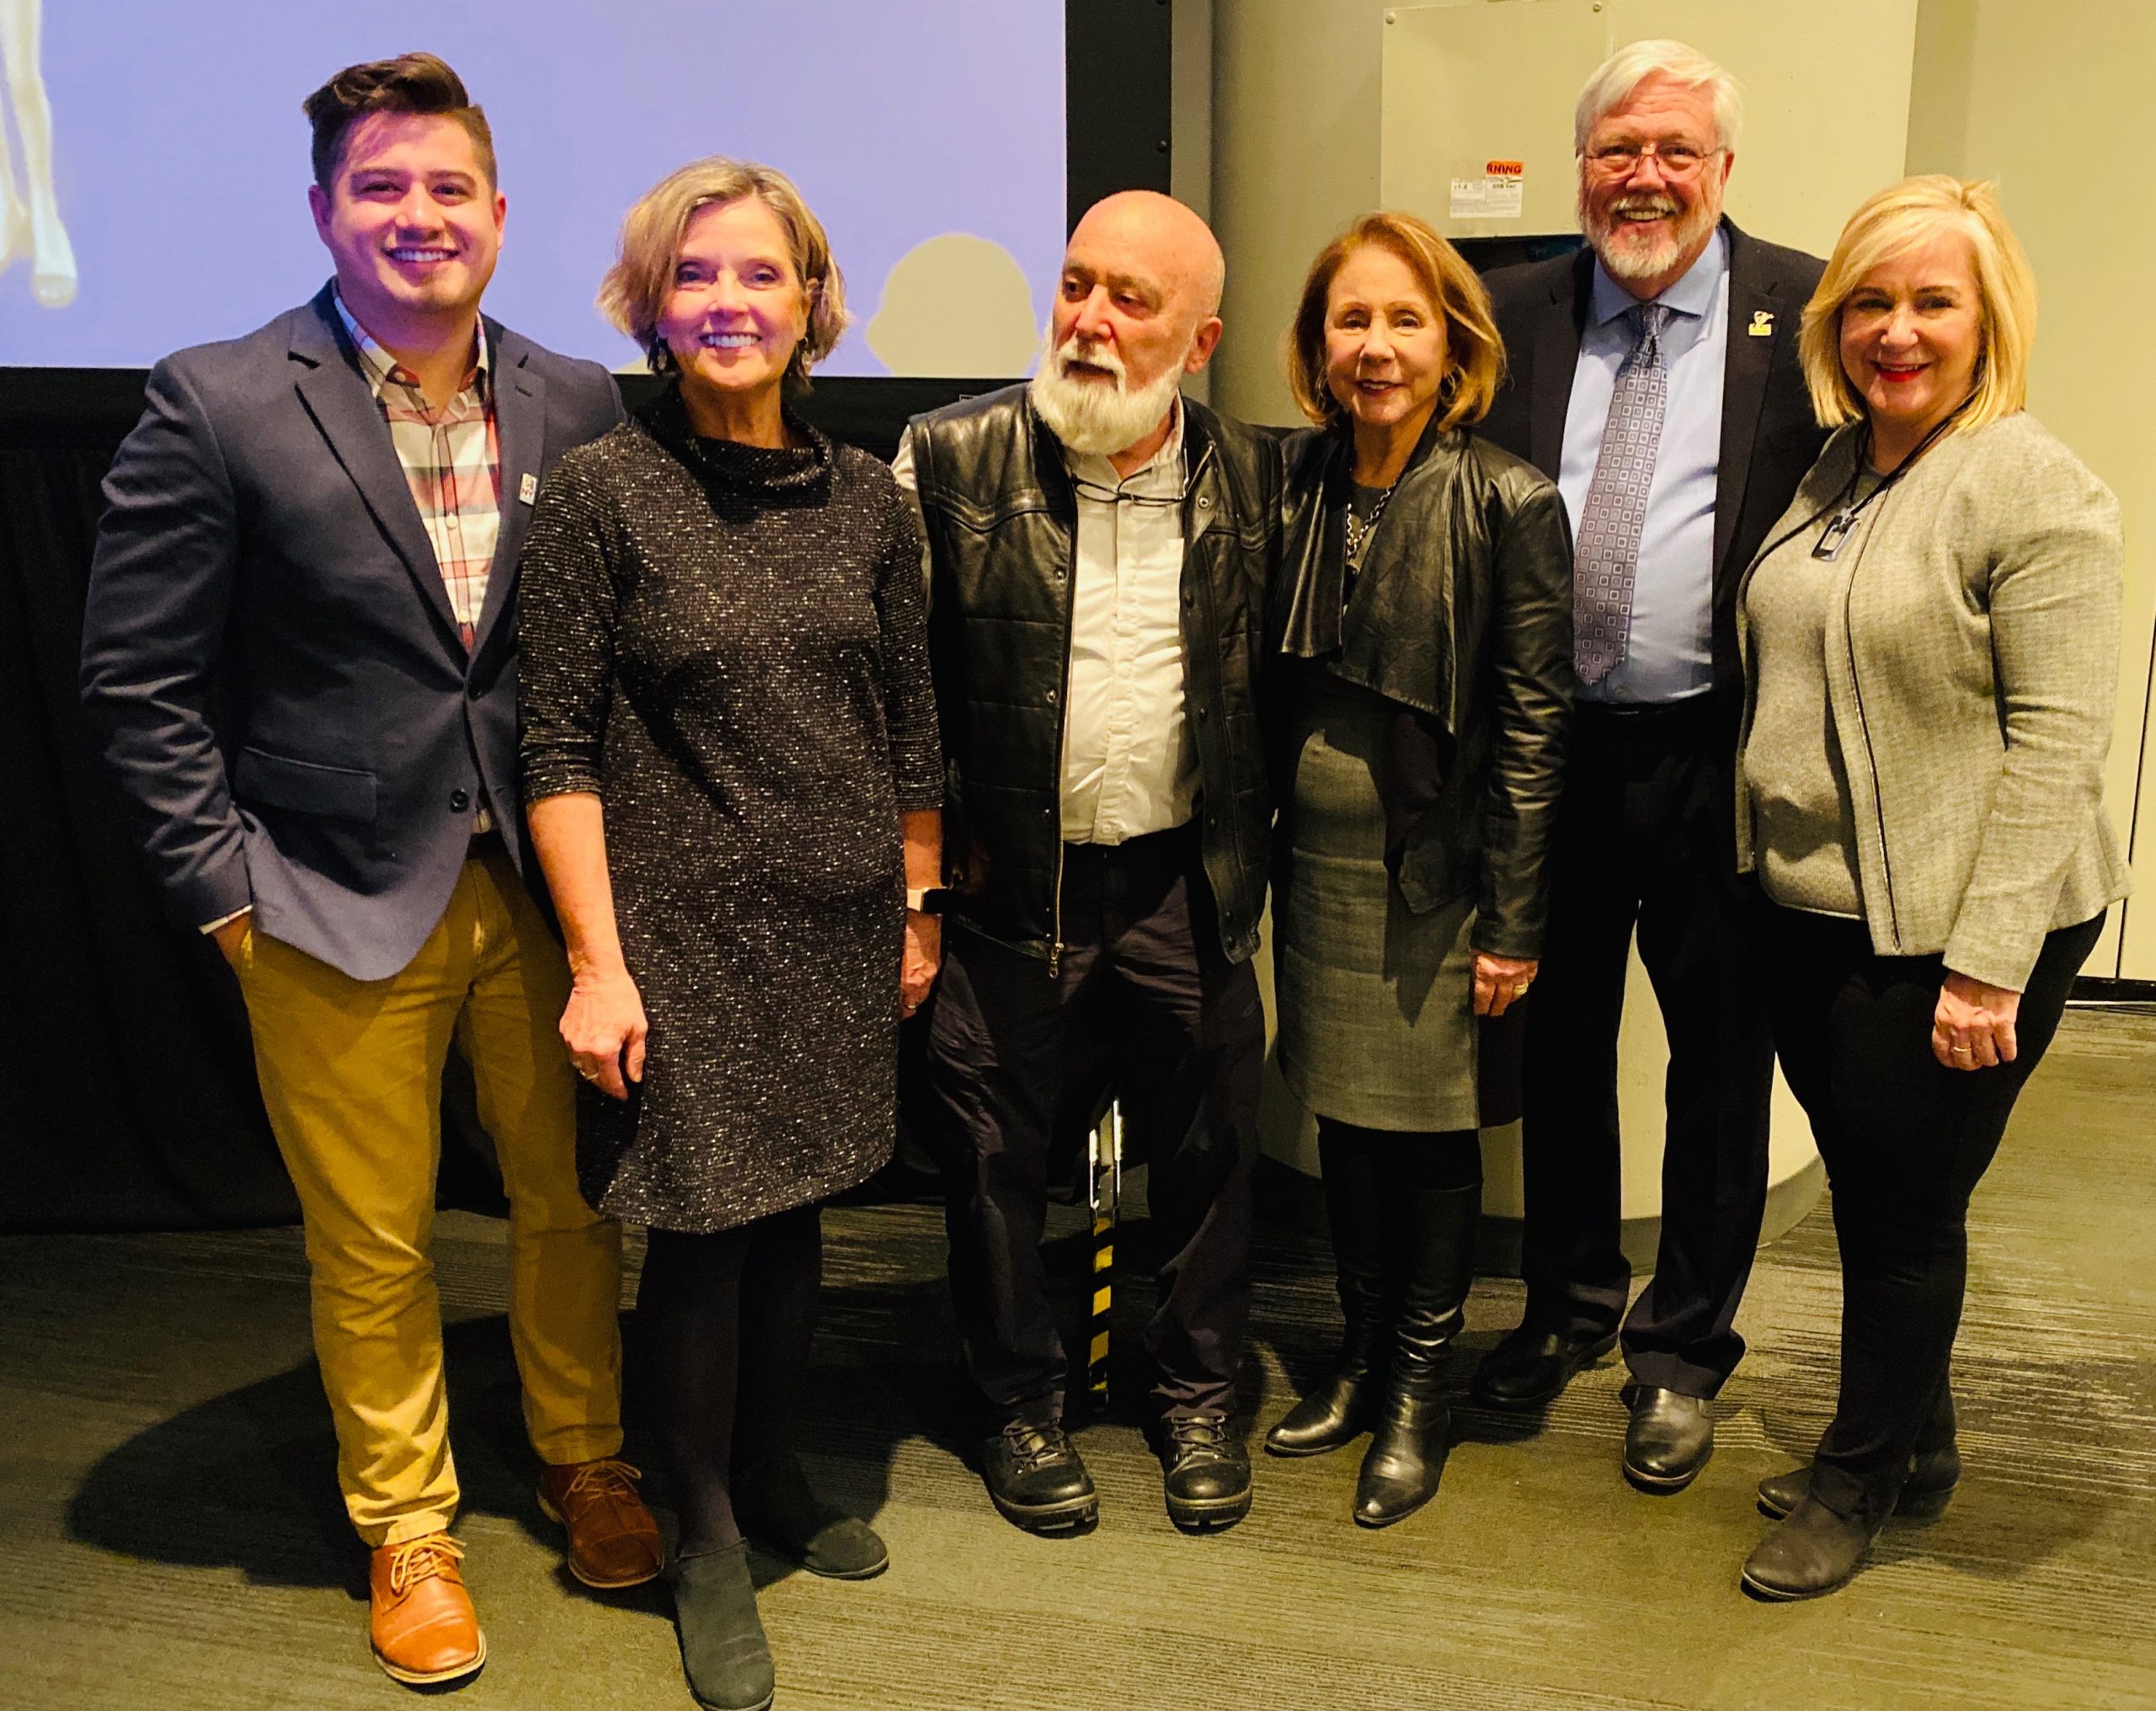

{"left": 1267, "top": 1131, "right": 1394, "bottom": 1457}
{"left": 1354, "top": 1180, "right": 1480, "bottom": 1526}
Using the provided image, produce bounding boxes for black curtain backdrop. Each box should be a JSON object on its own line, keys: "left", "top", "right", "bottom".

{"left": 0, "top": 372, "right": 994, "bottom": 1234}
{"left": 1, "top": 377, "right": 297, "bottom": 1231}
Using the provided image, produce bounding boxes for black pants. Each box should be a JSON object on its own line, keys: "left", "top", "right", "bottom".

{"left": 1519, "top": 698, "right": 1774, "bottom": 1397}
{"left": 1763, "top": 902, "right": 2102, "bottom": 1516}
{"left": 924, "top": 824, "right": 1264, "bottom": 1423}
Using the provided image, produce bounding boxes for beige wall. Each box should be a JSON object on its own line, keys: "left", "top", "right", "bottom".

{"left": 1906, "top": 0, "right": 2156, "bottom": 978}
{"left": 1210, "top": 0, "right": 1395, "bottom": 427}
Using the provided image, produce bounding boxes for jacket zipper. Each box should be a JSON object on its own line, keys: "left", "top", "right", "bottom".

{"left": 1048, "top": 506, "right": 1079, "bottom": 978}
{"left": 1839, "top": 519, "right": 1901, "bottom": 946}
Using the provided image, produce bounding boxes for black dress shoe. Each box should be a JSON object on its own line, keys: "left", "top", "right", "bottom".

{"left": 735, "top": 1450, "right": 889, "bottom": 1580}
{"left": 1741, "top": 1493, "right": 1886, "bottom": 1601}
{"left": 1158, "top": 1413, "right": 1251, "bottom": 1532}
{"left": 1472, "top": 1325, "right": 1618, "bottom": 1409}
{"left": 980, "top": 1420, "right": 1097, "bottom": 1535}
{"left": 1757, "top": 1443, "right": 1961, "bottom": 1522}
{"left": 671, "top": 1542, "right": 775, "bottom": 1711}
{"left": 1621, "top": 1384, "right": 1714, "bottom": 1491}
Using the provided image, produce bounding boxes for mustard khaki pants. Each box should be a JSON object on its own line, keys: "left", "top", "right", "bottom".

{"left": 235, "top": 847, "right": 624, "bottom": 1547}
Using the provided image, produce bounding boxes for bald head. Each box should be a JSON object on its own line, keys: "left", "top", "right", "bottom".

{"left": 1068, "top": 189, "right": 1225, "bottom": 319}
{"left": 1046, "top": 189, "right": 1225, "bottom": 421}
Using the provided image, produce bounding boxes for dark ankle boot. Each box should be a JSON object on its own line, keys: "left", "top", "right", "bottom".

{"left": 1758, "top": 1377, "right": 1962, "bottom": 1522}
{"left": 671, "top": 1541, "right": 775, "bottom": 1711}
{"left": 735, "top": 1448, "right": 889, "bottom": 1580}
{"left": 1353, "top": 1182, "right": 1478, "bottom": 1528}
{"left": 1268, "top": 1149, "right": 1393, "bottom": 1458}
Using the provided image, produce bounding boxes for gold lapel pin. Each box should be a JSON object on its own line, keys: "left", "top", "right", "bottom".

{"left": 1748, "top": 310, "right": 1775, "bottom": 338}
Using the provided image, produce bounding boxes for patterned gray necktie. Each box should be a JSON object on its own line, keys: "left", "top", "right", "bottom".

{"left": 1572, "top": 302, "right": 1672, "bottom": 686}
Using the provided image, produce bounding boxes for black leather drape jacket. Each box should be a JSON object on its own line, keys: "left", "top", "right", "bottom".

{"left": 908, "top": 384, "right": 1279, "bottom": 967}
{"left": 1272, "top": 419, "right": 1573, "bottom": 957}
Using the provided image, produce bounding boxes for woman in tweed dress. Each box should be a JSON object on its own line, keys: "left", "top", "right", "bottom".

{"left": 1262, "top": 213, "right": 1572, "bottom": 1527}
{"left": 1734, "top": 178, "right": 2126, "bottom": 1601}
{"left": 518, "top": 159, "right": 940, "bottom": 1711}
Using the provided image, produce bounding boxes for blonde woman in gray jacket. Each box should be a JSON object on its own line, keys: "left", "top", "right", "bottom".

{"left": 1732, "top": 176, "right": 2127, "bottom": 1602}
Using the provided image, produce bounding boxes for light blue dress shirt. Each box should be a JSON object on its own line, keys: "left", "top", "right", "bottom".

{"left": 1557, "top": 226, "right": 1729, "bottom": 704}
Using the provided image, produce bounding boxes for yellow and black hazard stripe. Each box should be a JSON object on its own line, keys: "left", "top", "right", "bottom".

{"left": 1086, "top": 1101, "right": 1123, "bottom": 1405}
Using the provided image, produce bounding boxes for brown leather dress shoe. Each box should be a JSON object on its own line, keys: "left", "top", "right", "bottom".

{"left": 538, "top": 1458, "right": 664, "bottom": 1589}
{"left": 368, "top": 1533, "right": 485, "bottom": 1686}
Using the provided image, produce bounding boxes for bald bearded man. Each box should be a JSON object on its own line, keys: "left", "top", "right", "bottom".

{"left": 894, "top": 192, "right": 1278, "bottom": 1535}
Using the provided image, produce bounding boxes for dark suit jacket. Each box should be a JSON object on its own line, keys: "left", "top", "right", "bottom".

{"left": 80, "top": 282, "right": 623, "bottom": 981}
{"left": 1477, "top": 220, "right": 1828, "bottom": 715}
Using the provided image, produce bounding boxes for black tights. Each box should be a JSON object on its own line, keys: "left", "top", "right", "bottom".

{"left": 1315, "top": 1120, "right": 1481, "bottom": 1191}
{"left": 636, "top": 1204, "right": 823, "bottom": 1559}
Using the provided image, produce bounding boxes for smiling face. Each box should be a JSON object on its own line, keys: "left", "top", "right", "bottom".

{"left": 1838, "top": 229, "right": 1984, "bottom": 451}
{"left": 308, "top": 113, "right": 503, "bottom": 336}
{"left": 1577, "top": 72, "right": 1731, "bottom": 299}
{"left": 1322, "top": 241, "right": 1449, "bottom": 439}
{"left": 655, "top": 197, "right": 813, "bottom": 410}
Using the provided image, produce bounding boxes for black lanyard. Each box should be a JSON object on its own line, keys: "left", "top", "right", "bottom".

{"left": 1811, "top": 415, "right": 1959, "bottom": 562}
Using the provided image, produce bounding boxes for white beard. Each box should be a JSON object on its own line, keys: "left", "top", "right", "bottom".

{"left": 1028, "top": 323, "right": 1187, "bottom": 456}
{"left": 1581, "top": 187, "right": 1721, "bottom": 282}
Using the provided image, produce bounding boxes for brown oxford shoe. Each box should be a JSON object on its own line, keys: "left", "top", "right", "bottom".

{"left": 538, "top": 1458, "right": 664, "bottom": 1590}
{"left": 367, "top": 1532, "right": 485, "bottom": 1686}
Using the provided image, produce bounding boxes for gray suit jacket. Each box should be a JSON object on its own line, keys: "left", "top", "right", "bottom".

{"left": 1735, "top": 413, "right": 2129, "bottom": 989}
{"left": 80, "top": 283, "right": 623, "bottom": 980}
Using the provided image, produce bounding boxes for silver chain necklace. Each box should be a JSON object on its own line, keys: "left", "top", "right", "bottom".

{"left": 1343, "top": 482, "right": 1396, "bottom": 563}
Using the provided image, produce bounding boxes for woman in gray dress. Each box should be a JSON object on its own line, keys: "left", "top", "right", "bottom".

{"left": 518, "top": 159, "right": 942, "bottom": 1711}
{"left": 1263, "top": 211, "right": 1572, "bottom": 1527}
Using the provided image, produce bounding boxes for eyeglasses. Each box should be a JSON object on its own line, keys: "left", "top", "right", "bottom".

{"left": 1582, "top": 141, "right": 1723, "bottom": 180}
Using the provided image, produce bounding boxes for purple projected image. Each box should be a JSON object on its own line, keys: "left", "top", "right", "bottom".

{"left": 0, "top": 0, "right": 1065, "bottom": 376}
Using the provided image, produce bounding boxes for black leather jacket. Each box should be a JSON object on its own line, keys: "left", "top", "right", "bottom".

{"left": 906, "top": 385, "right": 1278, "bottom": 967}
{"left": 1273, "top": 420, "right": 1573, "bottom": 957}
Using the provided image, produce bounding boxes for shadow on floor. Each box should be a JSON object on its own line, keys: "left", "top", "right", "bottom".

{"left": 61, "top": 1218, "right": 1223, "bottom": 1594}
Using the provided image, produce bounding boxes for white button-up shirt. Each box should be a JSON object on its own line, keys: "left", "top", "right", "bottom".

{"left": 892, "top": 403, "right": 1198, "bottom": 847}
{"left": 1056, "top": 405, "right": 1196, "bottom": 844}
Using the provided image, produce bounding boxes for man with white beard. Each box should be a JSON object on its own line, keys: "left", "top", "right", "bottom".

{"left": 1471, "top": 42, "right": 1828, "bottom": 1493}
{"left": 891, "top": 190, "right": 1278, "bottom": 1536}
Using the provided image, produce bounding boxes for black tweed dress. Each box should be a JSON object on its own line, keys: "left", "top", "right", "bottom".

{"left": 517, "top": 391, "right": 942, "bottom": 1233}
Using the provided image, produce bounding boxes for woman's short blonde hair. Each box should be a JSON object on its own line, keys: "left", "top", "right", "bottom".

{"left": 597, "top": 157, "right": 849, "bottom": 387}
{"left": 1799, "top": 175, "right": 2036, "bottom": 433}
{"left": 1285, "top": 211, "right": 1505, "bottom": 431}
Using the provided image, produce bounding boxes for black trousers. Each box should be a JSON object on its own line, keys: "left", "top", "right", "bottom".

{"left": 1518, "top": 698, "right": 1775, "bottom": 1397}
{"left": 1763, "top": 901, "right": 2102, "bottom": 1516}
{"left": 924, "top": 824, "right": 1264, "bottom": 1423}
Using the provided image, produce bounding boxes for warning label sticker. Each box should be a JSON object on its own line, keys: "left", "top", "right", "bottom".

{"left": 1449, "top": 162, "right": 1525, "bottom": 221}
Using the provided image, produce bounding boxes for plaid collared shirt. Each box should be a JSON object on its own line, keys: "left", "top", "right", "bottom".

{"left": 334, "top": 291, "right": 501, "bottom": 650}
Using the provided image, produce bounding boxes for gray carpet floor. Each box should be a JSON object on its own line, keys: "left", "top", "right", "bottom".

{"left": 3, "top": 1008, "right": 2152, "bottom": 1711}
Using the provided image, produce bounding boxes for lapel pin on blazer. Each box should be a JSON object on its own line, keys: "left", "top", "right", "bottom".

{"left": 1748, "top": 310, "right": 1775, "bottom": 338}
{"left": 518, "top": 472, "right": 539, "bottom": 504}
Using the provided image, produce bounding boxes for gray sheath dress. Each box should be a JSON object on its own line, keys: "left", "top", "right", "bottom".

{"left": 1273, "top": 488, "right": 1481, "bottom": 1132}
{"left": 518, "top": 394, "right": 943, "bottom": 1233}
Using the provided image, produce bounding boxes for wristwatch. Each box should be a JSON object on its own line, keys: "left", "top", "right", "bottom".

{"left": 905, "top": 887, "right": 954, "bottom": 915}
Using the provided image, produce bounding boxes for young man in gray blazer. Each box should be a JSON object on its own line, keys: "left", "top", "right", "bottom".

{"left": 79, "top": 55, "right": 654, "bottom": 1687}
{"left": 1471, "top": 41, "right": 1828, "bottom": 1491}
